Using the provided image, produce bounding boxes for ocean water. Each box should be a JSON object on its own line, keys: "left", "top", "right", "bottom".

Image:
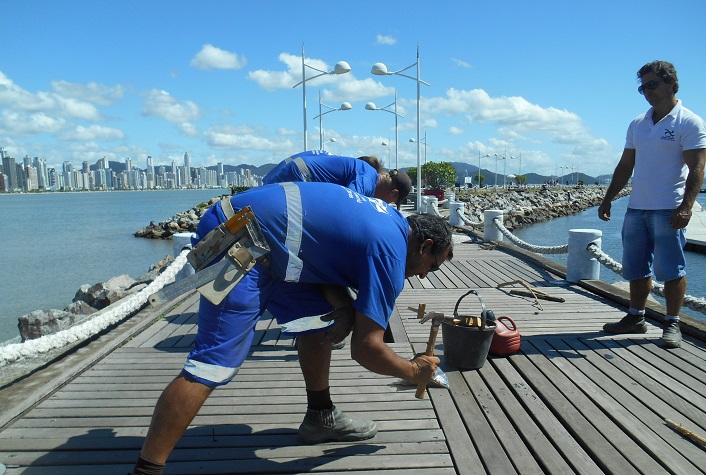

{"left": 512, "top": 193, "right": 706, "bottom": 323}
{"left": 0, "top": 189, "right": 224, "bottom": 343}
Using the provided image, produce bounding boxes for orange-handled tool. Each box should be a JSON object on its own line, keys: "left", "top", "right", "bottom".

{"left": 415, "top": 314, "right": 442, "bottom": 399}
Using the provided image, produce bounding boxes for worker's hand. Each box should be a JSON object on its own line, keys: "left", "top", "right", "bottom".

{"left": 671, "top": 206, "right": 692, "bottom": 229}
{"left": 411, "top": 355, "right": 440, "bottom": 385}
{"left": 319, "top": 305, "right": 355, "bottom": 344}
{"left": 597, "top": 201, "right": 611, "bottom": 221}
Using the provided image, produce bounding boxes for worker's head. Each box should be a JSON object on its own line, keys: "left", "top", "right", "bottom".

{"left": 375, "top": 169, "right": 412, "bottom": 209}
{"left": 358, "top": 155, "right": 383, "bottom": 172}
{"left": 405, "top": 214, "right": 454, "bottom": 279}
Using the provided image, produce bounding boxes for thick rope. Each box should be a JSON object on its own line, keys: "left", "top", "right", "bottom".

{"left": 493, "top": 217, "right": 569, "bottom": 254}
{"left": 454, "top": 207, "right": 483, "bottom": 227}
{"left": 587, "top": 243, "right": 706, "bottom": 315}
{"left": 0, "top": 250, "right": 190, "bottom": 367}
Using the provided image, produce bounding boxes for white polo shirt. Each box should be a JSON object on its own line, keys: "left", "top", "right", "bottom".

{"left": 626, "top": 100, "right": 706, "bottom": 209}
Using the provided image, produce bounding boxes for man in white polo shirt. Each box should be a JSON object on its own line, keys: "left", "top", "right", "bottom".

{"left": 598, "top": 60, "right": 706, "bottom": 348}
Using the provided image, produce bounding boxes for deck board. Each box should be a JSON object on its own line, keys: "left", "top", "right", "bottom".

{"left": 2, "top": 231, "right": 706, "bottom": 474}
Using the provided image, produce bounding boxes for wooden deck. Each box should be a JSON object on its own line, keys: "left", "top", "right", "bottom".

{"left": 1, "top": 233, "right": 706, "bottom": 474}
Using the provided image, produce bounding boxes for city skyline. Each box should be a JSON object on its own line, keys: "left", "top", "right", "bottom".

{"left": 3, "top": 1, "right": 706, "bottom": 178}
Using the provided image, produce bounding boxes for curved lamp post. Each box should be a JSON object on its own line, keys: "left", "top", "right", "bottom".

{"left": 313, "top": 91, "right": 351, "bottom": 150}
{"left": 365, "top": 89, "right": 404, "bottom": 170}
{"left": 293, "top": 44, "right": 351, "bottom": 151}
{"left": 409, "top": 130, "right": 431, "bottom": 165}
{"left": 381, "top": 141, "right": 392, "bottom": 164}
{"left": 493, "top": 151, "right": 507, "bottom": 188}
{"left": 477, "top": 152, "right": 490, "bottom": 188}
{"left": 372, "top": 44, "right": 429, "bottom": 211}
{"left": 323, "top": 137, "right": 337, "bottom": 149}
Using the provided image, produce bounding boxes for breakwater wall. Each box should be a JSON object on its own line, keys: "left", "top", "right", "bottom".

{"left": 454, "top": 186, "right": 631, "bottom": 230}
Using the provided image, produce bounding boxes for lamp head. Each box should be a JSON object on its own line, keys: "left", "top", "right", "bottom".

{"left": 333, "top": 61, "right": 351, "bottom": 74}
{"left": 371, "top": 63, "right": 389, "bottom": 75}
{"left": 340, "top": 102, "right": 352, "bottom": 111}
{"left": 409, "top": 138, "right": 416, "bottom": 143}
{"left": 365, "top": 102, "right": 378, "bottom": 110}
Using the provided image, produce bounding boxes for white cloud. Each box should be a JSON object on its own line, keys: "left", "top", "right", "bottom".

{"left": 60, "top": 124, "right": 125, "bottom": 141}
{"left": 0, "top": 110, "right": 67, "bottom": 136}
{"left": 203, "top": 124, "right": 295, "bottom": 152}
{"left": 51, "top": 81, "right": 125, "bottom": 106}
{"left": 376, "top": 35, "right": 397, "bottom": 45}
{"left": 451, "top": 58, "right": 472, "bottom": 68}
{"left": 142, "top": 89, "right": 201, "bottom": 124}
{"left": 190, "top": 44, "right": 246, "bottom": 70}
{"left": 448, "top": 126, "right": 464, "bottom": 135}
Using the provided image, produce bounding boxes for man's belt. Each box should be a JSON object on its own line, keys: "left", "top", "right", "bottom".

{"left": 149, "top": 201, "right": 270, "bottom": 307}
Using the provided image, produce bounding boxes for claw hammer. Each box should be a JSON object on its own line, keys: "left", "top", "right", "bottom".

{"left": 415, "top": 310, "right": 448, "bottom": 399}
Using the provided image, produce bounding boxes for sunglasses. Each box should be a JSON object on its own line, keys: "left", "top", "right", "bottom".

{"left": 428, "top": 252, "right": 442, "bottom": 272}
{"left": 638, "top": 79, "right": 662, "bottom": 95}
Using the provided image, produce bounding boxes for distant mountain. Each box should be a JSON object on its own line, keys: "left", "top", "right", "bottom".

{"left": 399, "top": 161, "right": 600, "bottom": 186}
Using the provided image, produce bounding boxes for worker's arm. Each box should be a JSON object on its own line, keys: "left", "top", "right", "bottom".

{"left": 350, "top": 311, "right": 438, "bottom": 385}
{"left": 598, "top": 148, "right": 635, "bottom": 221}
{"left": 671, "top": 148, "right": 706, "bottom": 229}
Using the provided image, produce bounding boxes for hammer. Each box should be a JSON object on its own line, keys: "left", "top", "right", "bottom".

{"left": 415, "top": 311, "right": 449, "bottom": 399}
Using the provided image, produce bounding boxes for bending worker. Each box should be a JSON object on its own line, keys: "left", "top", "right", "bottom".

{"left": 263, "top": 150, "right": 412, "bottom": 208}
{"left": 131, "top": 181, "right": 453, "bottom": 475}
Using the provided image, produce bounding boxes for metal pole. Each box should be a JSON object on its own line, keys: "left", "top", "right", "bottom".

{"left": 394, "top": 89, "right": 399, "bottom": 170}
{"left": 301, "top": 43, "right": 308, "bottom": 151}
{"left": 503, "top": 151, "right": 507, "bottom": 188}
{"left": 415, "top": 44, "right": 422, "bottom": 210}
{"left": 319, "top": 91, "right": 324, "bottom": 150}
{"left": 477, "top": 151, "right": 481, "bottom": 188}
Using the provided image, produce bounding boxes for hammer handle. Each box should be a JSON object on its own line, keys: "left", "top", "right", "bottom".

{"left": 415, "top": 323, "right": 440, "bottom": 399}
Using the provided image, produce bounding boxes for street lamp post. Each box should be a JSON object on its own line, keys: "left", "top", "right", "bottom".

{"left": 313, "top": 90, "right": 351, "bottom": 150}
{"left": 365, "top": 89, "right": 404, "bottom": 170}
{"left": 493, "top": 151, "right": 506, "bottom": 188}
{"left": 381, "top": 140, "right": 392, "bottom": 164}
{"left": 323, "top": 137, "right": 337, "bottom": 149}
{"left": 293, "top": 43, "right": 351, "bottom": 151}
{"left": 477, "top": 151, "right": 490, "bottom": 188}
{"left": 372, "top": 44, "right": 429, "bottom": 211}
{"left": 409, "top": 130, "right": 430, "bottom": 164}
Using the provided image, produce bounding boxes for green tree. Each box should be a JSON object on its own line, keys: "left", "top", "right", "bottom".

{"left": 515, "top": 175, "right": 526, "bottom": 185}
{"left": 473, "top": 174, "right": 486, "bottom": 186}
{"left": 421, "top": 161, "right": 457, "bottom": 189}
{"left": 406, "top": 167, "right": 418, "bottom": 187}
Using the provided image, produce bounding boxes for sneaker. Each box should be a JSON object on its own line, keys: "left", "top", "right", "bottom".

{"left": 603, "top": 313, "right": 648, "bottom": 334}
{"left": 331, "top": 340, "right": 346, "bottom": 350}
{"left": 661, "top": 320, "right": 682, "bottom": 349}
{"left": 298, "top": 405, "right": 377, "bottom": 444}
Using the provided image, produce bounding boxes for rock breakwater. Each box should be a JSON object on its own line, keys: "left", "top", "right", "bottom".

{"left": 454, "top": 186, "right": 631, "bottom": 230}
{"left": 134, "top": 196, "right": 223, "bottom": 239}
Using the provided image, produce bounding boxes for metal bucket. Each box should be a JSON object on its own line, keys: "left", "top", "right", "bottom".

{"left": 441, "top": 290, "right": 496, "bottom": 370}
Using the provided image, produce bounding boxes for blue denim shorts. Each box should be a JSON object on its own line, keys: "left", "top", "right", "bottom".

{"left": 182, "top": 263, "right": 333, "bottom": 387}
{"left": 621, "top": 208, "right": 686, "bottom": 282}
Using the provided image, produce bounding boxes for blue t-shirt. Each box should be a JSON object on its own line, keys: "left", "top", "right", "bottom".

{"left": 196, "top": 182, "right": 408, "bottom": 328}
{"left": 263, "top": 151, "right": 380, "bottom": 197}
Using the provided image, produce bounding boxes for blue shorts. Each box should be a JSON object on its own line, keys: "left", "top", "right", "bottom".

{"left": 182, "top": 263, "right": 333, "bottom": 387}
{"left": 621, "top": 208, "right": 686, "bottom": 282}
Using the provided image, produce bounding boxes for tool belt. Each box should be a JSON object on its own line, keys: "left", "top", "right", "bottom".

{"left": 149, "top": 197, "right": 270, "bottom": 307}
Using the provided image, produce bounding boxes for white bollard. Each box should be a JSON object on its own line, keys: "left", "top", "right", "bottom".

{"left": 443, "top": 192, "right": 455, "bottom": 209}
{"left": 420, "top": 196, "right": 431, "bottom": 214}
{"left": 566, "top": 229, "right": 602, "bottom": 283}
{"left": 484, "top": 210, "right": 503, "bottom": 242}
{"left": 449, "top": 202, "right": 465, "bottom": 226}
{"left": 173, "top": 232, "right": 196, "bottom": 281}
{"left": 426, "top": 197, "right": 439, "bottom": 215}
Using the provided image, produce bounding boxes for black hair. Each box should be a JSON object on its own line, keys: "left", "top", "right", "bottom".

{"left": 407, "top": 214, "right": 454, "bottom": 259}
{"left": 638, "top": 60, "right": 679, "bottom": 94}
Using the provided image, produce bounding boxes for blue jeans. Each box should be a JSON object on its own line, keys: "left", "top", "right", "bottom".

{"left": 621, "top": 208, "right": 686, "bottom": 282}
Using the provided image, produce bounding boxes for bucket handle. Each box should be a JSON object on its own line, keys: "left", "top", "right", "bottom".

{"left": 453, "top": 290, "right": 486, "bottom": 323}
{"left": 496, "top": 316, "right": 517, "bottom": 331}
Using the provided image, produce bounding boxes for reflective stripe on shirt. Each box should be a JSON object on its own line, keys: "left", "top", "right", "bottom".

{"left": 293, "top": 157, "right": 312, "bottom": 181}
{"left": 280, "top": 182, "right": 305, "bottom": 281}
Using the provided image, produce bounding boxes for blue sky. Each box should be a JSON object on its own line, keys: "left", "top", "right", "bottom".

{"left": 2, "top": 0, "right": 705, "bottom": 178}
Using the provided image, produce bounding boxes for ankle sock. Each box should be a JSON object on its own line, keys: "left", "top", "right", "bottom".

{"left": 131, "top": 454, "right": 165, "bottom": 475}
{"left": 628, "top": 308, "right": 645, "bottom": 316}
{"left": 665, "top": 315, "right": 680, "bottom": 322}
{"left": 306, "top": 387, "right": 333, "bottom": 411}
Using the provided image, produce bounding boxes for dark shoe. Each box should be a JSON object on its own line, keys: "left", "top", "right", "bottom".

{"left": 603, "top": 313, "right": 647, "bottom": 334}
{"left": 661, "top": 321, "right": 682, "bottom": 349}
{"left": 331, "top": 340, "right": 346, "bottom": 350}
{"left": 298, "top": 405, "right": 377, "bottom": 444}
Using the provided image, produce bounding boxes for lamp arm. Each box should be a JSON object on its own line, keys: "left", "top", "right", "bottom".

{"left": 292, "top": 70, "right": 330, "bottom": 89}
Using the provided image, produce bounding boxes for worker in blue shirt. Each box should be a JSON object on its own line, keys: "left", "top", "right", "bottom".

{"left": 131, "top": 182, "right": 453, "bottom": 475}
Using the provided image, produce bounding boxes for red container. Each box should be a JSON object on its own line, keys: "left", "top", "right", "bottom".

{"left": 423, "top": 189, "right": 445, "bottom": 200}
{"left": 489, "top": 316, "right": 521, "bottom": 356}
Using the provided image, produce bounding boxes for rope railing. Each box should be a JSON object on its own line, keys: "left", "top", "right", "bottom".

{"left": 0, "top": 249, "right": 191, "bottom": 367}
{"left": 493, "top": 216, "right": 569, "bottom": 254}
{"left": 454, "top": 207, "right": 483, "bottom": 227}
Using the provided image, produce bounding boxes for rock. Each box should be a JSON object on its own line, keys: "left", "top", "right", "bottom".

{"left": 134, "top": 195, "right": 223, "bottom": 239}
{"left": 72, "top": 274, "right": 137, "bottom": 310}
{"left": 64, "top": 300, "right": 98, "bottom": 315}
{"left": 17, "top": 309, "right": 79, "bottom": 342}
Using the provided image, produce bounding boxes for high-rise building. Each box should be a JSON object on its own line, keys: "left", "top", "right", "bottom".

{"left": 183, "top": 152, "right": 191, "bottom": 188}
{"left": 2, "top": 154, "right": 17, "bottom": 191}
{"left": 63, "top": 161, "right": 74, "bottom": 189}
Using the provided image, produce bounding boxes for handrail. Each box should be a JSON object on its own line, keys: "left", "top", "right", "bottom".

{"left": 0, "top": 249, "right": 191, "bottom": 367}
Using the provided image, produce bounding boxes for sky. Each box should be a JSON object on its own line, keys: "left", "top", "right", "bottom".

{"left": 2, "top": 0, "right": 705, "bottom": 179}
